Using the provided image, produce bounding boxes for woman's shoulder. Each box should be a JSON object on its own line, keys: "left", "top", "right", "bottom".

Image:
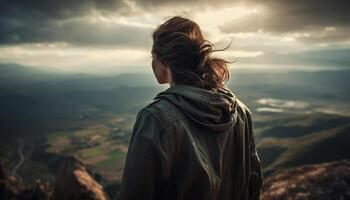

{"left": 141, "top": 98, "right": 187, "bottom": 124}
{"left": 234, "top": 98, "right": 254, "bottom": 125}
{"left": 132, "top": 98, "right": 187, "bottom": 143}
{"left": 131, "top": 101, "right": 174, "bottom": 141}
{"left": 236, "top": 98, "right": 252, "bottom": 115}
{"left": 222, "top": 85, "right": 252, "bottom": 118}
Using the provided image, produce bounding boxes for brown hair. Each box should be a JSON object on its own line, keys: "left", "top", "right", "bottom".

{"left": 152, "top": 16, "right": 232, "bottom": 90}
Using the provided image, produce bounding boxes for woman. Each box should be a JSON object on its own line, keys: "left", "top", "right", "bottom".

{"left": 118, "top": 16, "right": 263, "bottom": 200}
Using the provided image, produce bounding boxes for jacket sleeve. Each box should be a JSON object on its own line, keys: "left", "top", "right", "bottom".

{"left": 117, "top": 107, "right": 175, "bottom": 200}
{"left": 246, "top": 110, "right": 263, "bottom": 200}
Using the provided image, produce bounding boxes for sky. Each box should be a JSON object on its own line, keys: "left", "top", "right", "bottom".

{"left": 0, "top": 0, "right": 350, "bottom": 74}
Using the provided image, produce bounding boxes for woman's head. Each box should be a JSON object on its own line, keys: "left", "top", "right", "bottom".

{"left": 151, "top": 16, "right": 231, "bottom": 90}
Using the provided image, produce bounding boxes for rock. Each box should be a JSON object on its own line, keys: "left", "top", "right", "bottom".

{"left": 0, "top": 162, "right": 7, "bottom": 180}
{"left": 1, "top": 157, "right": 110, "bottom": 200}
{"left": 0, "top": 161, "right": 49, "bottom": 200}
{"left": 52, "top": 156, "right": 109, "bottom": 200}
{"left": 262, "top": 159, "right": 350, "bottom": 200}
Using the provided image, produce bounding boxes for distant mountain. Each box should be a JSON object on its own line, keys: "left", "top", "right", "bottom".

{"left": 0, "top": 63, "right": 45, "bottom": 77}
{"left": 0, "top": 93, "right": 80, "bottom": 120}
{"left": 262, "top": 159, "right": 350, "bottom": 200}
{"left": 0, "top": 63, "right": 158, "bottom": 89}
{"left": 63, "top": 86, "right": 161, "bottom": 113}
{"left": 258, "top": 113, "right": 350, "bottom": 139}
{"left": 229, "top": 69, "right": 350, "bottom": 102}
{"left": 258, "top": 116, "right": 350, "bottom": 175}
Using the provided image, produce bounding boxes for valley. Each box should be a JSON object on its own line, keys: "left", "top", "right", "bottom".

{"left": 0, "top": 64, "right": 349, "bottom": 197}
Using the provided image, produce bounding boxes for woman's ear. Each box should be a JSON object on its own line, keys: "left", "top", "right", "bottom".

{"left": 152, "top": 56, "right": 172, "bottom": 84}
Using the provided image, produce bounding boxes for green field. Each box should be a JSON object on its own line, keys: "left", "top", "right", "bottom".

{"left": 44, "top": 113, "right": 132, "bottom": 182}
{"left": 96, "top": 150, "right": 127, "bottom": 170}
{"left": 47, "top": 131, "right": 74, "bottom": 143}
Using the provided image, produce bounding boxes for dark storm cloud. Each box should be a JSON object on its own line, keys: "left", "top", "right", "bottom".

{"left": 220, "top": 0, "right": 350, "bottom": 43}
{"left": 1, "top": 0, "right": 226, "bottom": 45}
{"left": 0, "top": 18, "right": 152, "bottom": 47}
{"left": 262, "top": 0, "right": 349, "bottom": 32}
{"left": 0, "top": 0, "right": 126, "bottom": 20}
{"left": 221, "top": 1, "right": 350, "bottom": 32}
{"left": 136, "top": 0, "right": 350, "bottom": 44}
{"left": 134, "top": 0, "right": 350, "bottom": 29}
{"left": 1, "top": 0, "right": 350, "bottom": 45}
{"left": 0, "top": 0, "right": 154, "bottom": 47}
{"left": 133, "top": 0, "right": 235, "bottom": 9}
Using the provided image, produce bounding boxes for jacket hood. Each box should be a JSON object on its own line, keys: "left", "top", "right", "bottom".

{"left": 154, "top": 84, "right": 238, "bottom": 132}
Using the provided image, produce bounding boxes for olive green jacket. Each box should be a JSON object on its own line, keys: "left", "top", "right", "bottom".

{"left": 117, "top": 84, "right": 263, "bottom": 200}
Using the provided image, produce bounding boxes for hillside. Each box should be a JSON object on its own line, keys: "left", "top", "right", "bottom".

{"left": 257, "top": 113, "right": 350, "bottom": 176}
{"left": 262, "top": 159, "right": 350, "bottom": 200}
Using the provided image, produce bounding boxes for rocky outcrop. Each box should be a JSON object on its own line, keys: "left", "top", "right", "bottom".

{"left": 262, "top": 159, "right": 350, "bottom": 200}
{"left": 52, "top": 156, "right": 109, "bottom": 200}
{"left": 0, "top": 157, "right": 110, "bottom": 200}
{"left": 0, "top": 161, "right": 50, "bottom": 200}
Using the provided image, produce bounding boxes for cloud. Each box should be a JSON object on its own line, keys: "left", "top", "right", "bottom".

{"left": 0, "top": 44, "right": 152, "bottom": 74}
{"left": 261, "top": 0, "right": 350, "bottom": 32}
{"left": 219, "top": 12, "right": 261, "bottom": 33}
{"left": 133, "top": 0, "right": 350, "bottom": 33}
{"left": 1, "top": 0, "right": 349, "bottom": 46}
{"left": 0, "top": 0, "right": 128, "bottom": 20}
{"left": 0, "top": 17, "right": 153, "bottom": 47}
{"left": 0, "top": 0, "right": 350, "bottom": 71}
{"left": 0, "top": 0, "right": 156, "bottom": 47}
{"left": 133, "top": 0, "right": 235, "bottom": 10}
{"left": 219, "top": 0, "right": 350, "bottom": 44}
